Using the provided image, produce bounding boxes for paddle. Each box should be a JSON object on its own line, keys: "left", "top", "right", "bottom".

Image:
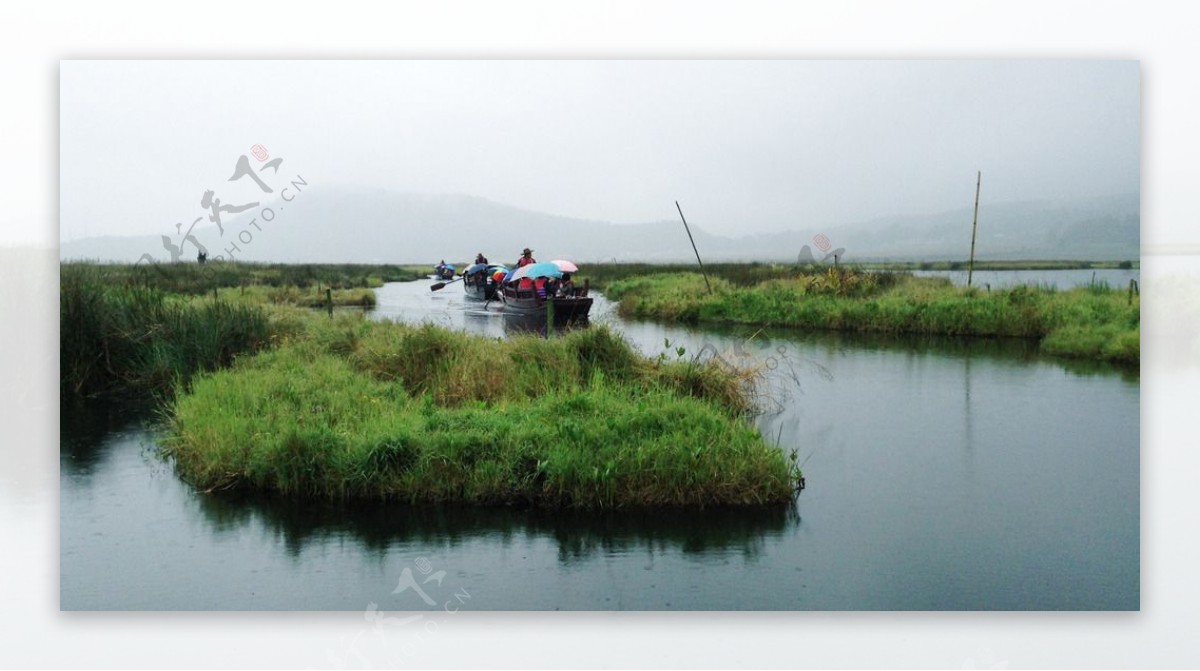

{"left": 429, "top": 276, "right": 464, "bottom": 292}
{"left": 484, "top": 268, "right": 511, "bottom": 307}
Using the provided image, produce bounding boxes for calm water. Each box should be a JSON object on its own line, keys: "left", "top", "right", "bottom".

{"left": 60, "top": 279, "right": 1139, "bottom": 610}
{"left": 912, "top": 267, "right": 1140, "bottom": 289}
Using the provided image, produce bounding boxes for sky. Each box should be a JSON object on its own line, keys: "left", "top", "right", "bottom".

{"left": 59, "top": 60, "right": 1140, "bottom": 242}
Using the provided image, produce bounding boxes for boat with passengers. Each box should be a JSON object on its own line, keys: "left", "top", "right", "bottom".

{"left": 498, "top": 260, "right": 592, "bottom": 323}
{"left": 461, "top": 263, "right": 509, "bottom": 301}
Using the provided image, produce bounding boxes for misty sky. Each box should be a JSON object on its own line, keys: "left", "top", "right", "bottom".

{"left": 59, "top": 60, "right": 1139, "bottom": 242}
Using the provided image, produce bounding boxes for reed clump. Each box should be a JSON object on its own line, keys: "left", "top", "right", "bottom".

{"left": 60, "top": 264, "right": 272, "bottom": 399}
{"left": 164, "top": 320, "right": 799, "bottom": 508}
{"left": 60, "top": 263, "right": 390, "bottom": 399}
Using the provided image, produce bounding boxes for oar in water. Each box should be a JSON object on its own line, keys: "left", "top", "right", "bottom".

{"left": 429, "top": 276, "right": 464, "bottom": 292}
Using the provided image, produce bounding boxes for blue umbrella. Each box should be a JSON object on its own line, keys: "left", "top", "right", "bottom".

{"left": 508, "top": 262, "right": 563, "bottom": 282}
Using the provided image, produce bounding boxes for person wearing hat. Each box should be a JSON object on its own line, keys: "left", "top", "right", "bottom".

{"left": 515, "top": 248, "right": 536, "bottom": 268}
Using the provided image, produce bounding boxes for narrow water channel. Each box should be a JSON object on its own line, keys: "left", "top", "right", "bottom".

{"left": 60, "top": 278, "right": 1139, "bottom": 610}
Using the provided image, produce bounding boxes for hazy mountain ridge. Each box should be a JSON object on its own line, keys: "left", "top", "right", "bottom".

{"left": 60, "top": 189, "right": 1139, "bottom": 264}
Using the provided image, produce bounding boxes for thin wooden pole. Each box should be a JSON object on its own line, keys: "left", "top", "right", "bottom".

{"left": 967, "top": 171, "right": 982, "bottom": 289}
{"left": 675, "top": 201, "right": 712, "bottom": 294}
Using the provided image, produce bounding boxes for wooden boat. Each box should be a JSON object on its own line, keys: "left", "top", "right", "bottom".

{"left": 462, "top": 263, "right": 507, "bottom": 301}
{"left": 500, "top": 277, "right": 593, "bottom": 323}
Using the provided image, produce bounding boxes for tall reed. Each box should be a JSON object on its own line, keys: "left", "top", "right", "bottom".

{"left": 60, "top": 264, "right": 271, "bottom": 399}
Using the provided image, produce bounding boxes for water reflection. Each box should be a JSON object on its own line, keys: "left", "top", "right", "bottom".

{"left": 190, "top": 490, "right": 796, "bottom": 563}
{"left": 59, "top": 398, "right": 154, "bottom": 476}
{"left": 660, "top": 323, "right": 1139, "bottom": 384}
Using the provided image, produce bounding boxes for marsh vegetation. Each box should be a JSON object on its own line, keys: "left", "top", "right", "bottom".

{"left": 59, "top": 262, "right": 416, "bottom": 399}
{"left": 61, "top": 262, "right": 801, "bottom": 508}
{"left": 604, "top": 269, "right": 1139, "bottom": 365}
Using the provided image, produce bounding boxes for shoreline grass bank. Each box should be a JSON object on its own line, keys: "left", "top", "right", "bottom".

{"left": 63, "top": 260, "right": 428, "bottom": 296}
{"left": 605, "top": 271, "right": 1139, "bottom": 365}
{"left": 578, "top": 259, "right": 1137, "bottom": 292}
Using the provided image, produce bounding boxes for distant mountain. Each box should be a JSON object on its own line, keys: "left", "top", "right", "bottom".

{"left": 803, "top": 192, "right": 1141, "bottom": 262}
{"left": 59, "top": 189, "right": 1139, "bottom": 264}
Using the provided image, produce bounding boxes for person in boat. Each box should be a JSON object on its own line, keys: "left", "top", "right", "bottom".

{"left": 475, "top": 252, "right": 488, "bottom": 265}
{"left": 515, "top": 248, "right": 536, "bottom": 268}
{"left": 556, "top": 272, "right": 575, "bottom": 297}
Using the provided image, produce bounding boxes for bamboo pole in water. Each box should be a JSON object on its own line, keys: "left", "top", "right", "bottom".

{"left": 676, "top": 201, "right": 712, "bottom": 294}
{"left": 968, "top": 171, "right": 981, "bottom": 289}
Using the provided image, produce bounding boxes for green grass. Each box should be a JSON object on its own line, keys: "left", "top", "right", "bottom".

{"left": 64, "top": 260, "right": 427, "bottom": 296}
{"left": 605, "top": 270, "right": 1139, "bottom": 365}
{"left": 163, "top": 320, "right": 799, "bottom": 508}
{"left": 575, "top": 259, "right": 1136, "bottom": 292}
{"left": 59, "top": 263, "right": 400, "bottom": 399}
{"left": 61, "top": 264, "right": 273, "bottom": 399}
{"left": 227, "top": 284, "right": 377, "bottom": 308}
{"left": 579, "top": 262, "right": 870, "bottom": 291}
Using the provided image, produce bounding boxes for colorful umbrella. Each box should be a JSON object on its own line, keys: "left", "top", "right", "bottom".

{"left": 548, "top": 259, "right": 578, "bottom": 273}
{"left": 507, "top": 262, "right": 563, "bottom": 282}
